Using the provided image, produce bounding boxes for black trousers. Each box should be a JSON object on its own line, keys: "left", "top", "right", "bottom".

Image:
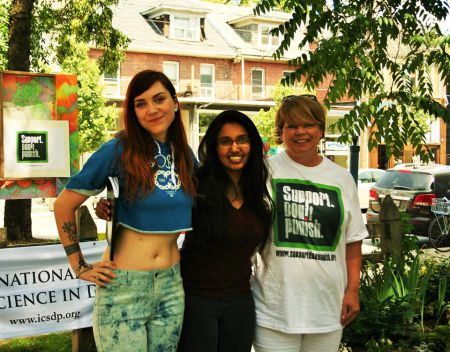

{"left": 178, "top": 291, "right": 255, "bottom": 352}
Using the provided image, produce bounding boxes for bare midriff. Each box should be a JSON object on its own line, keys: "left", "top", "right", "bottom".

{"left": 102, "top": 227, "right": 180, "bottom": 270}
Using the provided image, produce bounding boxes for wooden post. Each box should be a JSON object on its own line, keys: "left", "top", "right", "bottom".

{"left": 378, "top": 195, "right": 402, "bottom": 258}
{"left": 76, "top": 205, "right": 97, "bottom": 240}
{"left": 0, "top": 227, "right": 6, "bottom": 248}
{"left": 72, "top": 327, "right": 97, "bottom": 352}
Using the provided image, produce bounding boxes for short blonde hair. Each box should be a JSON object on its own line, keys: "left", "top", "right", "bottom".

{"left": 274, "top": 95, "right": 326, "bottom": 145}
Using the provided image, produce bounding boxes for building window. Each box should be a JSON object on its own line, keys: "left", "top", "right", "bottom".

{"left": 235, "top": 24, "right": 258, "bottom": 45}
{"left": 103, "top": 69, "right": 120, "bottom": 97}
{"left": 171, "top": 15, "right": 199, "bottom": 40}
{"left": 163, "top": 61, "right": 179, "bottom": 91}
{"left": 104, "top": 71, "right": 118, "bottom": 83}
{"left": 200, "top": 64, "right": 214, "bottom": 98}
{"left": 251, "top": 68, "right": 265, "bottom": 99}
{"left": 260, "top": 25, "right": 279, "bottom": 47}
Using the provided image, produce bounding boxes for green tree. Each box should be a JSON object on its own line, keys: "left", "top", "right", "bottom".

{"left": 31, "top": 0, "right": 129, "bottom": 73}
{"left": 255, "top": 0, "right": 450, "bottom": 160}
{"left": 60, "top": 41, "right": 117, "bottom": 153}
{"left": 4, "top": 0, "right": 128, "bottom": 241}
{"left": 0, "top": 0, "right": 8, "bottom": 69}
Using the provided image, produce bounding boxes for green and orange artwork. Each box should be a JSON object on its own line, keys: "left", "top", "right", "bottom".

{"left": 0, "top": 72, "right": 78, "bottom": 199}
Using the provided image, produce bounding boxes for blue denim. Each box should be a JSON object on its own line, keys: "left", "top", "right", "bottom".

{"left": 93, "top": 263, "right": 184, "bottom": 352}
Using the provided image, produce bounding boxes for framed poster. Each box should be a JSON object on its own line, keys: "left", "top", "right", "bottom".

{"left": 0, "top": 71, "right": 78, "bottom": 198}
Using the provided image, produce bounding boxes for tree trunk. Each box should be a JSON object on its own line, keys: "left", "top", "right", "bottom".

{"left": 5, "top": 0, "right": 35, "bottom": 242}
{"left": 8, "top": 0, "right": 34, "bottom": 71}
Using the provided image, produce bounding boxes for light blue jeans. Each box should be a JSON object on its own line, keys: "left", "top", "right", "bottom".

{"left": 93, "top": 263, "right": 184, "bottom": 352}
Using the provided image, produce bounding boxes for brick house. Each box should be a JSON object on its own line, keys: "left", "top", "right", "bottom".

{"left": 91, "top": 0, "right": 326, "bottom": 154}
{"left": 90, "top": 0, "right": 447, "bottom": 168}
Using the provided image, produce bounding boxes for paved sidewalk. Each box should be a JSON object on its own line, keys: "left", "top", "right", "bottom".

{"left": 0, "top": 198, "right": 106, "bottom": 240}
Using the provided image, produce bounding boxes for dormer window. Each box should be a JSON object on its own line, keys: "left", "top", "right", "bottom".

{"left": 230, "top": 15, "right": 283, "bottom": 48}
{"left": 170, "top": 14, "right": 200, "bottom": 40}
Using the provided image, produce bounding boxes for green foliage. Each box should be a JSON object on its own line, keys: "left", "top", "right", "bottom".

{"left": 343, "top": 254, "right": 450, "bottom": 351}
{"left": 422, "top": 257, "right": 450, "bottom": 326}
{"left": 408, "top": 325, "right": 450, "bottom": 351}
{"left": 400, "top": 211, "right": 415, "bottom": 236}
{"left": 364, "top": 337, "right": 395, "bottom": 352}
{"left": 199, "top": 112, "right": 218, "bottom": 135}
{"left": 30, "top": 0, "right": 129, "bottom": 73}
{"left": 1, "top": 1, "right": 128, "bottom": 152}
{"left": 60, "top": 41, "right": 117, "bottom": 153}
{"left": 252, "top": 109, "right": 277, "bottom": 144}
{"left": 343, "top": 228, "right": 449, "bottom": 350}
{"left": 254, "top": 0, "right": 450, "bottom": 160}
{"left": 0, "top": 332, "right": 71, "bottom": 352}
{"left": 0, "top": 0, "right": 9, "bottom": 70}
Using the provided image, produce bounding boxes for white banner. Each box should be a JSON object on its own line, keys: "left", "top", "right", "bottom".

{"left": 0, "top": 241, "right": 106, "bottom": 339}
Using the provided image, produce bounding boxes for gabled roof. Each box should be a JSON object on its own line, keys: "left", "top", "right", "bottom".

{"left": 112, "top": 0, "right": 308, "bottom": 60}
{"left": 113, "top": 0, "right": 235, "bottom": 58}
{"left": 141, "top": 0, "right": 209, "bottom": 17}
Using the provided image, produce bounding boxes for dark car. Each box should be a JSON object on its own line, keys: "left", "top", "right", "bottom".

{"left": 366, "top": 164, "right": 450, "bottom": 236}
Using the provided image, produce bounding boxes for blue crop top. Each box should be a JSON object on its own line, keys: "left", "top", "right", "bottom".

{"left": 66, "top": 138, "right": 193, "bottom": 234}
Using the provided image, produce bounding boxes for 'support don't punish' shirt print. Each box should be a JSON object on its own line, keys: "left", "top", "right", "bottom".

{"left": 272, "top": 178, "right": 344, "bottom": 252}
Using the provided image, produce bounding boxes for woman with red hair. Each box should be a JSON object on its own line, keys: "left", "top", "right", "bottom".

{"left": 54, "top": 70, "right": 196, "bottom": 351}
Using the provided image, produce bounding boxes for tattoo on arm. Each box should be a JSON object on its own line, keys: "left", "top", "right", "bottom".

{"left": 62, "top": 221, "right": 78, "bottom": 242}
{"left": 64, "top": 243, "right": 81, "bottom": 256}
{"left": 76, "top": 258, "right": 93, "bottom": 278}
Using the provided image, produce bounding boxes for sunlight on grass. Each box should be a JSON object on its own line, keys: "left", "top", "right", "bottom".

{"left": 0, "top": 332, "right": 71, "bottom": 352}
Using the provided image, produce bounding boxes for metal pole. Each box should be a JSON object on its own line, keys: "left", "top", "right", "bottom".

{"left": 349, "top": 136, "right": 360, "bottom": 184}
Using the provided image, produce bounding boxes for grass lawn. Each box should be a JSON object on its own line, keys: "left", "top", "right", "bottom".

{"left": 0, "top": 332, "right": 71, "bottom": 352}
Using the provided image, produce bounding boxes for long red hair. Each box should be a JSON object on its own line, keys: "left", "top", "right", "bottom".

{"left": 118, "top": 70, "right": 195, "bottom": 201}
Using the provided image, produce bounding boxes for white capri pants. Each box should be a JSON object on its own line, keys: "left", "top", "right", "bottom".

{"left": 253, "top": 325, "right": 343, "bottom": 352}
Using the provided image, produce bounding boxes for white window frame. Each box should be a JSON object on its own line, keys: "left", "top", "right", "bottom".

{"left": 259, "top": 24, "right": 279, "bottom": 47}
{"left": 200, "top": 64, "right": 215, "bottom": 98}
{"left": 163, "top": 61, "right": 180, "bottom": 91}
{"left": 170, "top": 14, "right": 200, "bottom": 41}
{"left": 251, "top": 68, "right": 265, "bottom": 99}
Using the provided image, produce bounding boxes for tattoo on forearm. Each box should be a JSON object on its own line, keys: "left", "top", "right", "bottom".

{"left": 75, "top": 258, "right": 93, "bottom": 278}
{"left": 64, "top": 243, "right": 81, "bottom": 256}
{"left": 62, "top": 221, "right": 78, "bottom": 242}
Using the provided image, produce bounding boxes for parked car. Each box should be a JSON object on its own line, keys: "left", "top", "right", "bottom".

{"left": 366, "top": 164, "right": 450, "bottom": 235}
{"left": 391, "top": 162, "right": 434, "bottom": 169}
{"left": 357, "top": 168, "right": 386, "bottom": 211}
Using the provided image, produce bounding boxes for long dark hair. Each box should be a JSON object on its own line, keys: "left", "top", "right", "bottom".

{"left": 193, "top": 110, "right": 273, "bottom": 249}
{"left": 117, "top": 70, "right": 195, "bottom": 201}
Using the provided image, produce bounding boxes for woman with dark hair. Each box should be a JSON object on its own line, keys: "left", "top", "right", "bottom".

{"left": 178, "top": 110, "right": 273, "bottom": 352}
{"left": 54, "top": 70, "right": 196, "bottom": 351}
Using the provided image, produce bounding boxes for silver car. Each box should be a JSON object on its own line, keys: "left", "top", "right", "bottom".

{"left": 357, "top": 168, "right": 386, "bottom": 212}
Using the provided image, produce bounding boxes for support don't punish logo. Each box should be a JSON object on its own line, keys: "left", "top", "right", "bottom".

{"left": 273, "top": 179, "right": 344, "bottom": 251}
